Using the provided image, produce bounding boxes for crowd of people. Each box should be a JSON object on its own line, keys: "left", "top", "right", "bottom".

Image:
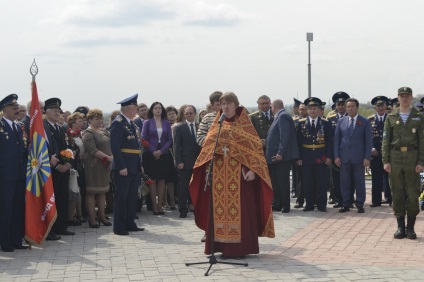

{"left": 0, "top": 87, "right": 422, "bottom": 258}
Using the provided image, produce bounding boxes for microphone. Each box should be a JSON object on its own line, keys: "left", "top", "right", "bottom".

{"left": 218, "top": 113, "right": 226, "bottom": 124}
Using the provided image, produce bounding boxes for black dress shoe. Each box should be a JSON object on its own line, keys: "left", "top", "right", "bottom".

{"left": 318, "top": 208, "right": 327, "bottom": 212}
{"left": 57, "top": 230, "right": 75, "bottom": 236}
{"left": 114, "top": 231, "right": 129, "bottom": 236}
{"left": 358, "top": 207, "right": 365, "bottom": 213}
{"left": 281, "top": 208, "right": 290, "bottom": 213}
{"left": 272, "top": 206, "right": 282, "bottom": 212}
{"left": 180, "top": 211, "right": 188, "bottom": 218}
{"left": 381, "top": 200, "right": 389, "bottom": 204}
{"left": 128, "top": 227, "right": 145, "bottom": 232}
{"left": 1, "top": 246, "right": 14, "bottom": 252}
{"left": 370, "top": 204, "right": 381, "bottom": 207}
{"left": 88, "top": 222, "right": 100, "bottom": 228}
{"left": 67, "top": 219, "right": 82, "bottom": 226}
{"left": 333, "top": 203, "right": 341, "bottom": 208}
{"left": 328, "top": 199, "right": 335, "bottom": 204}
{"left": 201, "top": 234, "right": 206, "bottom": 242}
{"left": 46, "top": 233, "right": 61, "bottom": 241}
{"left": 303, "top": 207, "right": 314, "bottom": 212}
{"left": 99, "top": 220, "right": 112, "bottom": 226}
{"left": 13, "top": 245, "right": 29, "bottom": 250}
{"left": 339, "top": 207, "right": 350, "bottom": 213}
{"left": 170, "top": 206, "right": 176, "bottom": 210}
{"left": 294, "top": 204, "right": 303, "bottom": 208}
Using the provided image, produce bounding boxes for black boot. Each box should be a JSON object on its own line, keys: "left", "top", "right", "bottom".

{"left": 407, "top": 216, "right": 417, "bottom": 239}
{"left": 394, "top": 216, "right": 406, "bottom": 239}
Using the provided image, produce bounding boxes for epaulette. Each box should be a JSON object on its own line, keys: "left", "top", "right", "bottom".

{"left": 116, "top": 115, "right": 123, "bottom": 122}
{"left": 299, "top": 118, "right": 307, "bottom": 122}
{"left": 327, "top": 112, "right": 336, "bottom": 118}
{"left": 368, "top": 114, "right": 375, "bottom": 119}
{"left": 293, "top": 116, "right": 299, "bottom": 120}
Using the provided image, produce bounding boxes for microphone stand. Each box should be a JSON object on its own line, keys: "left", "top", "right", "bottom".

{"left": 185, "top": 117, "right": 248, "bottom": 276}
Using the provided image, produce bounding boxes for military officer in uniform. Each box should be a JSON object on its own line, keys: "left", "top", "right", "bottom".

{"left": 0, "top": 94, "right": 28, "bottom": 252}
{"left": 110, "top": 94, "right": 145, "bottom": 235}
{"left": 382, "top": 87, "right": 424, "bottom": 240}
{"left": 250, "top": 95, "right": 274, "bottom": 150}
{"left": 391, "top": 97, "right": 399, "bottom": 112}
{"left": 291, "top": 98, "right": 302, "bottom": 198}
{"left": 44, "top": 98, "right": 75, "bottom": 237}
{"left": 327, "top": 91, "right": 350, "bottom": 207}
{"left": 293, "top": 101, "right": 307, "bottom": 208}
{"left": 369, "top": 96, "right": 390, "bottom": 207}
{"left": 296, "top": 97, "right": 333, "bottom": 211}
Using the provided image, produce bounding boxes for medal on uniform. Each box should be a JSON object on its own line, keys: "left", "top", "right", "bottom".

{"left": 412, "top": 128, "right": 416, "bottom": 133}
{"left": 396, "top": 121, "right": 400, "bottom": 125}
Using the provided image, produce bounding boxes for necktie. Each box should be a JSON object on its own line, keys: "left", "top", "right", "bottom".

{"left": 264, "top": 112, "right": 269, "bottom": 122}
{"left": 12, "top": 123, "right": 19, "bottom": 139}
{"left": 349, "top": 118, "right": 354, "bottom": 137}
{"left": 54, "top": 124, "right": 59, "bottom": 133}
{"left": 190, "top": 123, "right": 196, "bottom": 140}
{"left": 311, "top": 119, "right": 316, "bottom": 132}
{"left": 380, "top": 117, "right": 383, "bottom": 125}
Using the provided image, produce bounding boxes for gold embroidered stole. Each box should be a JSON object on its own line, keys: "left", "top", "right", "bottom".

{"left": 213, "top": 154, "right": 242, "bottom": 242}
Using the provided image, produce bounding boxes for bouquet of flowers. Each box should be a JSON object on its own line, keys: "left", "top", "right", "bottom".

{"left": 315, "top": 155, "right": 327, "bottom": 164}
{"left": 139, "top": 172, "right": 154, "bottom": 197}
{"left": 140, "top": 138, "right": 150, "bottom": 149}
{"left": 60, "top": 149, "right": 74, "bottom": 162}
{"left": 141, "top": 173, "right": 154, "bottom": 185}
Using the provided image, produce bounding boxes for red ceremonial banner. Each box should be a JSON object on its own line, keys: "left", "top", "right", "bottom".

{"left": 25, "top": 80, "right": 57, "bottom": 245}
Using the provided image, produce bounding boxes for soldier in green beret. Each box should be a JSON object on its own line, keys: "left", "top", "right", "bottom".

{"left": 382, "top": 87, "right": 424, "bottom": 240}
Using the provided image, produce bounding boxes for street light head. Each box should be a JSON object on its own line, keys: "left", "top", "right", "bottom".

{"left": 307, "top": 32, "right": 313, "bottom": 41}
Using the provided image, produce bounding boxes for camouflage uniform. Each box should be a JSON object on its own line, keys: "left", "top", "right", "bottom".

{"left": 382, "top": 87, "right": 424, "bottom": 239}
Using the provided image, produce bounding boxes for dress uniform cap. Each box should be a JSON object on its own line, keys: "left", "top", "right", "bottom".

{"left": 332, "top": 91, "right": 350, "bottom": 104}
{"left": 331, "top": 103, "right": 336, "bottom": 110}
{"left": 371, "top": 96, "right": 389, "bottom": 106}
{"left": 304, "top": 97, "right": 322, "bottom": 107}
{"left": 74, "top": 106, "right": 89, "bottom": 116}
{"left": 293, "top": 98, "right": 302, "bottom": 106}
{"left": 0, "top": 93, "right": 18, "bottom": 110}
{"left": 398, "top": 87, "right": 412, "bottom": 95}
{"left": 391, "top": 97, "right": 399, "bottom": 106}
{"left": 117, "top": 93, "right": 138, "bottom": 106}
{"left": 44, "top": 98, "right": 62, "bottom": 111}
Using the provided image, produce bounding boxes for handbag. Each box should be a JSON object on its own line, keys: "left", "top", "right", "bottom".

{"left": 69, "top": 168, "right": 80, "bottom": 193}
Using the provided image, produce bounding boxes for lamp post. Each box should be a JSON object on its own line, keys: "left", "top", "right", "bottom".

{"left": 307, "top": 32, "right": 313, "bottom": 98}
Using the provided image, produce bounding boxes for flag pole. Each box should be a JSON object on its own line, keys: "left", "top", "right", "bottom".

{"left": 30, "top": 59, "right": 38, "bottom": 82}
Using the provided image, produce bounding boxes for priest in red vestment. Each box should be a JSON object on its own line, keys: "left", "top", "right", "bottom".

{"left": 189, "top": 92, "right": 275, "bottom": 259}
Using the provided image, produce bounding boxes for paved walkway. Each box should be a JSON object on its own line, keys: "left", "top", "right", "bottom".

{"left": 1, "top": 182, "right": 424, "bottom": 281}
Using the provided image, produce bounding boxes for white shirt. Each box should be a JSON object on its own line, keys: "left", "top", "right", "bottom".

{"left": 3, "top": 117, "right": 17, "bottom": 131}
{"left": 308, "top": 117, "right": 318, "bottom": 125}
{"left": 186, "top": 120, "right": 196, "bottom": 132}
{"left": 348, "top": 114, "right": 358, "bottom": 129}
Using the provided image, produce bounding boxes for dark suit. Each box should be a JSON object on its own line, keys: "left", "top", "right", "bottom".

{"left": 369, "top": 113, "right": 390, "bottom": 205}
{"left": 0, "top": 118, "right": 27, "bottom": 249}
{"left": 133, "top": 117, "right": 144, "bottom": 136}
{"left": 334, "top": 115, "right": 372, "bottom": 208}
{"left": 20, "top": 115, "right": 30, "bottom": 138}
{"left": 297, "top": 117, "right": 333, "bottom": 210}
{"left": 45, "top": 120, "right": 71, "bottom": 233}
{"left": 110, "top": 114, "right": 142, "bottom": 233}
{"left": 173, "top": 121, "right": 201, "bottom": 214}
{"left": 265, "top": 109, "right": 299, "bottom": 211}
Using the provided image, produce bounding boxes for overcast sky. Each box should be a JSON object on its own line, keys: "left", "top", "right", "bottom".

{"left": 1, "top": 0, "right": 423, "bottom": 112}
